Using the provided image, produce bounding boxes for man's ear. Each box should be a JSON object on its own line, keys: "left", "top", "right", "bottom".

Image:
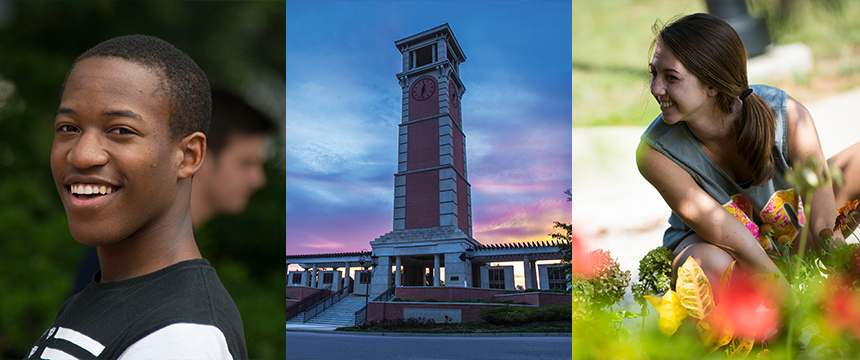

{"left": 177, "top": 132, "right": 206, "bottom": 180}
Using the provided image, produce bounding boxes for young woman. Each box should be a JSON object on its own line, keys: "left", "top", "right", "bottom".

{"left": 636, "top": 13, "right": 860, "bottom": 296}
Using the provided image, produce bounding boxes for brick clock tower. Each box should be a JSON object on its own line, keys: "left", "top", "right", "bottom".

{"left": 369, "top": 24, "right": 479, "bottom": 295}
{"left": 394, "top": 23, "right": 470, "bottom": 234}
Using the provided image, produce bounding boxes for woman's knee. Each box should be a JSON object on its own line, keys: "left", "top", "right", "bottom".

{"left": 672, "top": 241, "right": 735, "bottom": 289}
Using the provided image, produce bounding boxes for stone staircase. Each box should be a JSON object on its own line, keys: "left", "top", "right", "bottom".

{"left": 286, "top": 296, "right": 369, "bottom": 327}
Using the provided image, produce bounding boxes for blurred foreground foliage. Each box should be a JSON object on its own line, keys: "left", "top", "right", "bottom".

{"left": 0, "top": 2, "right": 284, "bottom": 358}
{"left": 573, "top": 159, "right": 860, "bottom": 359}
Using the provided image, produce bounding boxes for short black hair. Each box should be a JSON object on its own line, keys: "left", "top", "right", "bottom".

{"left": 208, "top": 89, "right": 276, "bottom": 155}
{"left": 60, "top": 34, "right": 211, "bottom": 138}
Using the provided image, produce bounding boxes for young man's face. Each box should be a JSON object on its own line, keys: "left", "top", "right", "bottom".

{"left": 52, "top": 56, "right": 183, "bottom": 246}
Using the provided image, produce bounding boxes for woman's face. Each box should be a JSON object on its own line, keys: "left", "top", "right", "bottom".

{"left": 649, "top": 42, "right": 716, "bottom": 125}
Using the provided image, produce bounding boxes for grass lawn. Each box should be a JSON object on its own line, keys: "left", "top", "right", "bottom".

{"left": 574, "top": 0, "right": 860, "bottom": 127}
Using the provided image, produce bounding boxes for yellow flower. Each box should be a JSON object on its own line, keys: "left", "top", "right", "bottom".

{"left": 760, "top": 223, "right": 773, "bottom": 237}
{"left": 777, "top": 235, "right": 792, "bottom": 246}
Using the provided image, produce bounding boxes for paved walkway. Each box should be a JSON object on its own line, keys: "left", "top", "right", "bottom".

{"left": 286, "top": 323, "right": 342, "bottom": 331}
{"left": 572, "top": 87, "right": 860, "bottom": 281}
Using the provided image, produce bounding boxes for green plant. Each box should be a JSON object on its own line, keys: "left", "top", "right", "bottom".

{"left": 632, "top": 246, "right": 673, "bottom": 302}
{"left": 478, "top": 304, "right": 570, "bottom": 326}
{"left": 571, "top": 249, "right": 631, "bottom": 312}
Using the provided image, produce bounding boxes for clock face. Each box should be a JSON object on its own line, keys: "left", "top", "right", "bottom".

{"left": 410, "top": 78, "right": 436, "bottom": 101}
{"left": 449, "top": 82, "right": 459, "bottom": 109}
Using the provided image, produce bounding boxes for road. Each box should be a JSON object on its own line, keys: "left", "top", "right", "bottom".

{"left": 285, "top": 332, "right": 570, "bottom": 360}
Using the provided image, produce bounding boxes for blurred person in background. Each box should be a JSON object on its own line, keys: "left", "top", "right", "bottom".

{"left": 191, "top": 89, "right": 276, "bottom": 228}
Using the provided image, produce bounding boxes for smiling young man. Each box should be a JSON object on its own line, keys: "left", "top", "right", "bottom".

{"left": 26, "top": 35, "right": 247, "bottom": 359}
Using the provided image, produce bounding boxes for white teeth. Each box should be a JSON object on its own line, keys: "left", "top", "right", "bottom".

{"left": 70, "top": 184, "right": 115, "bottom": 195}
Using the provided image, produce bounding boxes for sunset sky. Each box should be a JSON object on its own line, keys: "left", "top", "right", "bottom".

{"left": 285, "top": 1, "right": 572, "bottom": 267}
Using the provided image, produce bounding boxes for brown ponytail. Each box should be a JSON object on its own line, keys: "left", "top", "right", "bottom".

{"left": 655, "top": 13, "right": 775, "bottom": 185}
{"left": 736, "top": 93, "right": 775, "bottom": 186}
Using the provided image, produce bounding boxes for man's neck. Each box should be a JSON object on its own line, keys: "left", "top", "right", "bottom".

{"left": 96, "top": 206, "right": 201, "bottom": 283}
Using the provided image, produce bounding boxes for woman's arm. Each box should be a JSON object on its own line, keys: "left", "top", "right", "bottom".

{"left": 636, "top": 141, "right": 787, "bottom": 279}
{"left": 785, "top": 95, "right": 845, "bottom": 247}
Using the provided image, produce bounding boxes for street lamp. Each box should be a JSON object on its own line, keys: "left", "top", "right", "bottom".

{"left": 358, "top": 249, "right": 368, "bottom": 305}
{"left": 358, "top": 249, "right": 379, "bottom": 308}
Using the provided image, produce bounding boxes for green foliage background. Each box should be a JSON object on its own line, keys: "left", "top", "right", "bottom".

{"left": 0, "top": 2, "right": 285, "bottom": 358}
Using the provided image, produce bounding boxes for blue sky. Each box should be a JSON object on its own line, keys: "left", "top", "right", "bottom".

{"left": 285, "top": 1, "right": 572, "bottom": 257}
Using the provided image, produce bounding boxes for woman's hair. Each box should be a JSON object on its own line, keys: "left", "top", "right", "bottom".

{"left": 654, "top": 13, "right": 775, "bottom": 186}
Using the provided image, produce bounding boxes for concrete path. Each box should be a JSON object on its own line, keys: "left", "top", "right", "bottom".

{"left": 572, "top": 87, "right": 860, "bottom": 281}
{"left": 286, "top": 323, "right": 342, "bottom": 331}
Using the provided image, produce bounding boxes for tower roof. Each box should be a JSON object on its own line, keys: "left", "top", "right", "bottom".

{"left": 394, "top": 23, "right": 466, "bottom": 64}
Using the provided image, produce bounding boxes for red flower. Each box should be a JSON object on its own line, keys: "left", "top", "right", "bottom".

{"left": 835, "top": 200, "right": 860, "bottom": 232}
{"left": 571, "top": 241, "right": 605, "bottom": 278}
{"left": 719, "top": 273, "right": 781, "bottom": 342}
{"left": 821, "top": 275, "right": 860, "bottom": 339}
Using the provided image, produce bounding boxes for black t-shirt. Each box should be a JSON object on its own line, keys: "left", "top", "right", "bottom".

{"left": 26, "top": 259, "right": 247, "bottom": 359}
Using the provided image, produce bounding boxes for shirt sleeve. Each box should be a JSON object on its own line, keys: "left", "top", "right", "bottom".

{"left": 117, "top": 323, "right": 234, "bottom": 360}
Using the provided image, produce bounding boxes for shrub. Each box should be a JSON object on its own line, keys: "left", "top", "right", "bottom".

{"left": 479, "top": 304, "right": 570, "bottom": 326}
{"left": 571, "top": 249, "right": 630, "bottom": 312}
{"left": 631, "top": 246, "right": 673, "bottom": 303}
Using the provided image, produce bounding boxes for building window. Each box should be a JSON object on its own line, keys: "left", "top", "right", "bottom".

{"left": 412, "top": 44, "right": 434, "bottom": 68}
{"left": 547, "top": 266, "right": 566, "bottom": 290}
{"left": 291, "top": 273, "right": 302, "bottom": 285}
{"left": 359, "top": 271, "right": 371, "bottom": 284}
{"left": 488, "top": 269, "right": 505, "bottom": 289}
{"left": 323, "top": 273, "right": 333, "bottom": 284}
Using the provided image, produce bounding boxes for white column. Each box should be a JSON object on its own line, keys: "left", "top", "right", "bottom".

{"left": 311, "top": 263, "right": 318, "bottom": 288}
{"left": 394, "top": 256, "right": 402, "bottom": 287}
{"left": 332, "top": 267, "right": 340, "bottom": 292}
{"left": 344, "top": 262, "right": 351, "bottom": 294}
{"left": 523, "top": 255, "right": 533, "bottom": 290}
{"left": 433, "top": 254, "right": 441, "bottom": 286}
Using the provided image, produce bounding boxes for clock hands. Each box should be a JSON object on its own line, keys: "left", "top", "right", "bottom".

{"left": 411, "top": 78, "right": 436, "bottom": 100}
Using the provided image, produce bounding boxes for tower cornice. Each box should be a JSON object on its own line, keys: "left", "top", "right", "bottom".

{"left": 394, "top": 23, "right": 466, "bottom": 64}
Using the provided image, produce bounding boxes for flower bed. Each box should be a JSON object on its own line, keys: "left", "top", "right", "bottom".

{"left": 573, "top": 158, "right": 860, "bottom": 358}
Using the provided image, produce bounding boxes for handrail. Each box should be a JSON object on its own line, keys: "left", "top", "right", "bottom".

{"left": 303, "top": 283, "right": 350, "bottom": 323}
{"left": 286, "top": 285, "right": 332, "bottom": 321}
{"left": 353, "top": 285, "right": 396, "bottom": 326}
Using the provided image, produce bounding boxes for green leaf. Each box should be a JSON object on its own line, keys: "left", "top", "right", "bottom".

{"left": 719, "top": 260, "right": 736, "bottom": 300}
{"left": 645, "top": 290, "right": 688, "bottom": 337}
{"left": 676, "top": 257, "right": 715, "bottom": 319}
{"left": 723, "top": 336, "right": 754, "bottom": 358}
{"left": 696, "top": 304, "right": 734, "bottom": 352}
